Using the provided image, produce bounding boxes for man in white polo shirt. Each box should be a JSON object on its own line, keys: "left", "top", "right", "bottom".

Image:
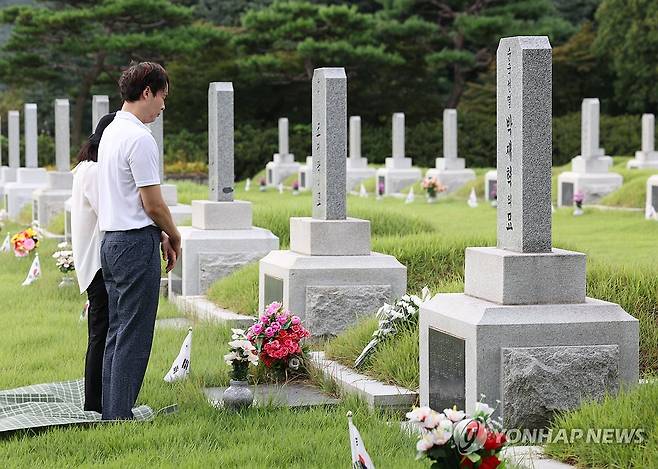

{"left": 97, "top": 62, "right": 180, "bottom": 420}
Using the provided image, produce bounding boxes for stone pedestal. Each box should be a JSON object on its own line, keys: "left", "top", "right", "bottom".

{"left": 32, "top": 172, "right": 73, "bottom": 228}
{"left": 375, "top": 159, "right": 422, "bottom": 196}
{"left": 64, "top": 197, "right": 72, "bottom": 243}
{"left": 557, "top": 171, "right": 623, "bottom": 207}
{"left": 161, "top": 183, "right": 192, "bottom": 225}
{"left": 298, "top": 157, "right": 312, "bottom": 191}
{"left": 484, "top": 170, "right": 497, "bottom": 201}
{"left": 628, "top": 154, "right": 658, "bottom": 169}
{"left": 420, "top": 293, "right": 638, "bottom": 429}
{"left": 4, "top": 168, "right": 48, "bottom": 219}
{"left": 628, "top": 114, "right": 658, "bottom": 169}
{"left": 169, "top": 200, "right": 279, "bottom": 297}
{"left": 346, "top": 158, "right": 375, "bottom": 192}
{"left": 265, "top": 154, "right": 300, "bottom": 187}
{"left": 259, "top": 247, "right": 406, "bottom": 337}
{"left": 647, "top": 175, "right": 658, "bottom": 220}
{"left": 0, "top": 167, "right": 17, "bottom": 200}
{"left": 425, "top": 166, "right": 476, "bottom": 194}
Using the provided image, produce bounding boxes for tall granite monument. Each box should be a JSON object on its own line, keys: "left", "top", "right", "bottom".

{"left": 259, "top": 68, "right": 406, "bottom": 336}
{"left": 628, "top": 114, "right": 658, "bottom": 169}
{"left": 419, "top": 37, "right": 638, "bottom": 429}
{"left": 265, "top": 118, "right": 300, "bottom": 187}
{"left": 375, "top": 113, "right": 422, "bottom": 195}
{"left": 170, "top": 82, "right": 279, "bottom": 297}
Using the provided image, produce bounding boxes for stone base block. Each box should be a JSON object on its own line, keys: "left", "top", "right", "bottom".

{"left": 16, "top": 168, "right": 48, "bottom": 185}
{"left": 346, "top": 157, "right": 369, "bottom": 170}
{"left": 64, "top": 197, "right": 72, "bottom": 243}
{"left": 46, "top": 171, "right": 73, "bottom": 190}
{"left": 435, "top": 157, "right": 465, "bottom": 171}
{"left": 385, "top": 157, "right": 412, "bottom": 170}
{"left": 169, "top": 203, "right": 192, "bottom": 225}
{"left": 289, "top": 217, "right": 371, "bottom": 256}
{"left": 376, "top": 167, "right": 422, "bottom": 195}
{"left": 628, "top": 152, "right": 658, "bottom": 169}
{"left": 0, "top": 166, "right": 17, "bottom": 184}
{"left": 169, "top": 226, "right": 279, "bottom": 297}
{"left": 647, "top": 175, "right": 658, "bottom": 219}
{"left": 161, "top": 184, "right": 178, "bottom": 206}
{"left": 484, "top": 170, "right": 497, "bottom": 201}
{"left": 425, "top": 168, "right": 476, "bottom": 193}
{"left": 32, "top": 188, "right": 71, "bottom": 227}
{"left": 273, "top": 153, "right": 295, "bottom": 165}
{"left": 419, "top": 293, "right": 639, "bottom": 429}
{"left": 259, "top": 250, "right": 406, "bottom": 336}
{"left": 298, "top": 157, "right": 312, "bottom": 190}
{"left": 464, "top": 247, "right": 586, "bottom": 305}
{"left": 571, "top": 155, "right": 613, "bottom": 173}
{"left": 191, "top": 200, "right": 252, "bottom": 230}
{"left": 557, "top": 171, "right": 623, "bottom": 207}
{"left": 4, "top": 182, "right": 48, "bottom": 219}
{"left": 346, "top": 167, "right": 375, "bottom": 192}
{"left": 266, "top": 160, "right": 300, "bottom": 186}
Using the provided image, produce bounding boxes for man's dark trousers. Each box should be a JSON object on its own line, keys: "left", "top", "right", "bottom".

{"left": 100, "top": 225, "right": 161, "bottom": 420}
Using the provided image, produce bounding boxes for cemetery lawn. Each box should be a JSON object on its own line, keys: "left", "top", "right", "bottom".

{"left": 0, "top": 223, "right": 424, "bottom": 467}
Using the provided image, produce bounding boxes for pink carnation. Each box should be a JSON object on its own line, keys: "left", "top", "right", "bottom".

{"left": 23, "top": 238, "right": 35, "bottom": 250}
{"left": 266, "top": 302, "right": 282, "bottom": 316}
{"left": 276, "top": 315, "right": 288, "bottom": 324}
{"left": 265, "top": 327, "right": 275, "bottom": 338}
{"left": 250, "top": 323, "right": 263, "bottom": 334}
{"left": 291, "top": 316, "right": 301, "bottom": 325}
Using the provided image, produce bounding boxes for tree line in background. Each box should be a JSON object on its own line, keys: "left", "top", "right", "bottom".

{"left": 0, "top": 0, "right": 655, "bottom": 179}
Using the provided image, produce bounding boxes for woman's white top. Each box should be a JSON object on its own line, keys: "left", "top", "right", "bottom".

{"left": 71, "top": 161, "right": 102, "bottom": 294}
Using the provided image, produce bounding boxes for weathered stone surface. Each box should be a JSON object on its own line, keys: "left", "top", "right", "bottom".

{"left": 305, "top": 285, "right": 392, "bottom": 336}
{"left": 148, "top": 112, "right": 164, "bottom": 182}
{"left": 502, "top": 345, "right": 619, "bottom": 429}
{"left": 24, "top": 104, "right": 38, "bottom": 168}
{"left": 208, "top": 82, "right": 234, "bottom": 202}
{"left": 8, "top": 111, "right": 19, "bottom": 168}
{"left": 312, "top": 67, "right": 347, "bottom": 221}
{"left": 496, "top": 36, "right": 552, "bottom": 254}
{"left": 205, "top": 382, "right": 339, "bottom": 409}
{"left": 199, "top": 251, "right": 270, "bottom": 293}
{"left": 278, "top": 117, "right": 289, "bottom": 155}
{"left": 443, "top": 109, "right": 458, "bottom": 159}
{"left": 91, "top": 95, "right": 109, "bottom": 133}
{"left": 392, "top": 113, "right": 405, "bottom": 159}
{"left": 54, "top": 99, "right": 70, "bottom": 172}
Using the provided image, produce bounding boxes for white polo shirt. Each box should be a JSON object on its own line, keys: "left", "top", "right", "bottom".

{"left": 97, "top": 111, "right": 160, "bottom": 232}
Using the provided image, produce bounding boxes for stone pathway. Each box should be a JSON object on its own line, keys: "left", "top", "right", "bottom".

{"left": 155, "top": 317, "right": 192, "bottom": 330}
{"left": 169, "top": 292, "right": 254, "bottom": 327}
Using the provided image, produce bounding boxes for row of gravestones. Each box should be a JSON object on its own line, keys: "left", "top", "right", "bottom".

{"left": 0, "top": 96, "right": 192, "bottom": 235}
{"left": 267, "top": 100, "right": 658, "bottom": 214}
{"left": 167, "top": 36, "right": 640, "bottom": 431}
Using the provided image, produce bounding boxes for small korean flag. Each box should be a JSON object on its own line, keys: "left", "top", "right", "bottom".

{"left": 245, "top": 178, "right": 251, "bottom": 192}
{"left": 348, "top": 412, "right": 376, "bottom": 469}
{"left": 21, "top": 253, "right": 41, "bottom": 286}
{"left": 404, "top": 187, "right": 415, "bottom": 204}
{"left": 467, "top": 187, "right": 478, "bottom": 208}
{"left": 164, "top": 327, "right": 192, "bottom": 383}
{"left": 1, "top": 234, "right": 10, "bottom": 253}
{"left": 359, "top": 184, "right": 368, "bottom": 198}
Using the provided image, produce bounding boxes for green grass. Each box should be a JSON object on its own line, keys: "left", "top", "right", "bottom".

{"left": 46, "top": 212, "right": 65, "bottom": 235}
{"left": 0, "top": 222, "right": 425, "bottom": 468}
{"left": 207, "top": 262, "right": 260, "bottom": 316}
{"left": 544, "top": 382, "right": 658, "bottom": 468}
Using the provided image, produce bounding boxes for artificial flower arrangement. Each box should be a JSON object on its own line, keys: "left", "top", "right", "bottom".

{"left": 246, "top": 302, "right": 310, "bottom": 376}
{"left": 11, "top": 227, "right": 39, "bottom": 257}
{"left": 573, "top": 190, "right": 585, "bottom": 209}
{"left": 224, "top": 328, "right": 260, "bottom": 380}
{"left": 354, "top": 287, "right": 432, "bottom": 368}
{"left": 292, "top": 180, "right": 300, "bottom": 194}
{"left": 422, "top": 176, "right": 447, "bottom": 199}
{"left": 259, "top": 178, "right": 267, "bottom": 191}
{"left": 52, "top": 248, "right": 75, "bottom": 273}
{"left": 377, "top": 181, "right": 385, "bottom": 197}
{"left": 407, "top": 398, "right": 507, "bottom": 469}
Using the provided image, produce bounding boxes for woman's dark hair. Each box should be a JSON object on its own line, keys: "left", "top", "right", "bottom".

{"left": 118, "top": 62, "right": 169, "bottom": 103}
{"left": 76, "top": 112, "right": 116, "bottom": 163}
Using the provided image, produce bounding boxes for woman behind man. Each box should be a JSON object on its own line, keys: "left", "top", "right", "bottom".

{"left": 70, "top": 113, "right": 116, "bottom": 413}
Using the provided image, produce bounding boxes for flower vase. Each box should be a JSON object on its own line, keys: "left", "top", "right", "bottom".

{"left": 573, "top": 204, "right": 584, "bottom": 216}
{"left": 259, "top": 186, "right": 266, "bottom": 192}
{"left": 59, "top": 273, "right": 75, "bottom": 288}
{"left": 426, "top": 193, "right": 437, "bottom": 204}
{"left": 222, "top": 379, "right": 254, "bottom": 410}
{"left": 292, "top": 190, "right": 299, "bottom": 196}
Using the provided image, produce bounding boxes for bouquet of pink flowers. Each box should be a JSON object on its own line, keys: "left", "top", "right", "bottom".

{"left": 573, "top": 191, "right": 585, "bottom": 208}
{"left": 246, "top": 302, "right": 310, "bottom": 372}
{"left": 406, "top": 399, "right": 507, "bottom": 469}
{"left": 11, "top": 227, "right": 39, "bottom": 257}
{"left": 422, "top": 176, "right": 447, "bottom": 198}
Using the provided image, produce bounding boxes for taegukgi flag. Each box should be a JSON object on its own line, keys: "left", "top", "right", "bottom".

{"left": 348, "top": 411, "right": 376, "bottom": 469}
{"left": 164, "top": 327, "right": 192, "bottom": 383}
{"left": 0, "top": 234, "right": 10, "bottom": 253}
{"left": 468, "top": 187, "right": 478, "bottom": 208}
{"left": 21, "top": 253, "right": 41, "bottom": 286}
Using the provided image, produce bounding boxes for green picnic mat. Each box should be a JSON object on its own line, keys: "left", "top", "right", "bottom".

{"left": 0, "top": 379, "right": 174, "bottom": 433}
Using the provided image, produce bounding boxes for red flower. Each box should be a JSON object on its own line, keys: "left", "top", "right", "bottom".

{"left": 483, "top": 431, "right": 507, "bottom": 451}
{"left": 459, "top": 457, "right": 474, "bottom": 468}
{"left": 479, "top": 455, "right": 501, "bottom": 469}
